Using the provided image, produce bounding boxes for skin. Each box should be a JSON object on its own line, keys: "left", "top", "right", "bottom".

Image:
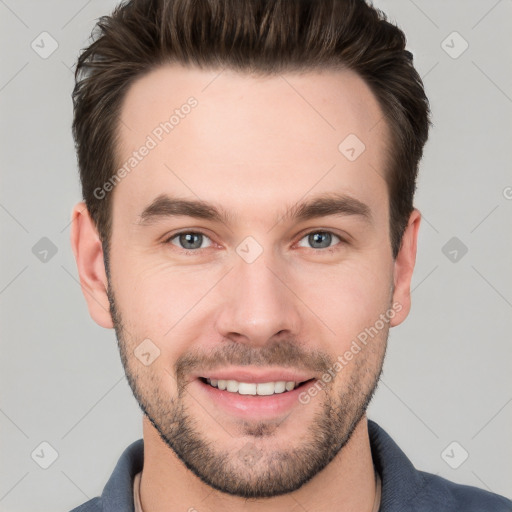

{"left": 71, "top": 64, "right": 420, "bottom": 511}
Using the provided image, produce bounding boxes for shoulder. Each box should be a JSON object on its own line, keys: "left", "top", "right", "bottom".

{"left": 415, "top": 471, "right": 512, "bottom": 511}
{"left": 68, "top": 497, "right": 102, "bottom": 512}
{"left": 367, "top": 420, "right": 512, "bottom": 511}
{"left": 67, "top": 438, "right": 144, "bottom": 512}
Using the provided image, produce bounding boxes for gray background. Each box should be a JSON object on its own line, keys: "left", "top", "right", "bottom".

{"left": 0, "top": 0, "right": 511, "bottom": 510}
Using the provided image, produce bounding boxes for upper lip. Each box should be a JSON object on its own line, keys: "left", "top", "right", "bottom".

{"left": 195, "top": 368, "right": 317, "bottom": 384}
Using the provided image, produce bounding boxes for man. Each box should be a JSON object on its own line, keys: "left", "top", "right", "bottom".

{"left": 68, "top": 0, "right": 512, "bottom": 510}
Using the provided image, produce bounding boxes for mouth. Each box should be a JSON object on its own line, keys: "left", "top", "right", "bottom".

{"left": 193, "top": 374, "right": 318, "bottom": 419}
{"left": 199, "top": 377, "right": 315, "bottom": 396}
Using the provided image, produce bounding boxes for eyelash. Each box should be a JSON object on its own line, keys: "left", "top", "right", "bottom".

{"left": 163, "top": 230, "right": 347, "bottom": 255}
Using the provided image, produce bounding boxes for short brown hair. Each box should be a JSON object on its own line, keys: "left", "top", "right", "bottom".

{"left": 72, "top": 0, "right": 430, "bottom": 259}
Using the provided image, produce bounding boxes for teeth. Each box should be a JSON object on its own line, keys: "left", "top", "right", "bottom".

{"left": 226, "top": 380, "right": 239, "bottom": 392}
{"left": 256, "top": 382, "right": 276, "bottom": 396}
{"left": 205, "top": 378, "right": 301, "bottom": 396}
{"left": 274, "top": 381, "right": 286, "bottom": 393}
{"left": 285, "top": 381, "right": 295, "bottom": 391}
{"left": 238, "top": 382, "right": 257, "bottom": 395}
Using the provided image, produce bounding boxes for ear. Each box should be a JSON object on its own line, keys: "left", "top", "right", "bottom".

{"left": 70, "top": 202, "right": 113, "bottom": 328}
{"left": 390, "top": 209, "right": 421, "bottom": 327}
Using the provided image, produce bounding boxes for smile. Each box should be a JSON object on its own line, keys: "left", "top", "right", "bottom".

{"left": 202, "top": 378, "right": 311, "bottom": 396}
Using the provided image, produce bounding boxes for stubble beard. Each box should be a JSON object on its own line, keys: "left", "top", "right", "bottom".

{"left": 106, "top": 284, "right": 387, "bottom": 498}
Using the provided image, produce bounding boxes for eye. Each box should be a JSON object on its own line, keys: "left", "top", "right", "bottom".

{"left": 297, "top": 231, "right": 343, "bottom": 250}
{"left": 166, "top": 231, "right": 213, "bottom": 251}
{"left": 164, "top": 230, "right": 345, "bottom": 253}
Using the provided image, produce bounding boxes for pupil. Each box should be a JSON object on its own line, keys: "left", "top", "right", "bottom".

{"left": 310, "top": 232, "right": 330, "bottom": 249}
{"left": 181, "top": 233, "right": 201, "bottom": 249}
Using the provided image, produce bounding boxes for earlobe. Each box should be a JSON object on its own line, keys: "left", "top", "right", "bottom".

{"left": 390, "top": 209, "right": 421, "bottom": 327}
{"left": 70, "top": 202, "right": 113, "bottom": 328}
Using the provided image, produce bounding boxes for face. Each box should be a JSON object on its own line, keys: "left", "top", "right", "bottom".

{"left": 79, "top": 64, "right": 418, "bottom": 498}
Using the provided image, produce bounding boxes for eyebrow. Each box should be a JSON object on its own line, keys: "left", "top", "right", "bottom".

{"left": 137, "top": 192, "right": 372, "bottom": 227}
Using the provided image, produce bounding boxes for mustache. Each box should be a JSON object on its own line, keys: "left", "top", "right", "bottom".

{"left": 175, "top": 338, "right": 333, "bottom": 384}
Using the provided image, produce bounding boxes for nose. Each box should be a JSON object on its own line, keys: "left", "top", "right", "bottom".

{"left": 214, "top": 251, "right": 302, "bottom": 348}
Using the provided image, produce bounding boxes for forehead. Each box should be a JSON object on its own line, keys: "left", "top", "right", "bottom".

{"left": 114, "top": 64, "right": 390, "bottom": 224}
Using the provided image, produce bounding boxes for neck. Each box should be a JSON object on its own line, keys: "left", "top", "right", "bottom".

{"left": 139, "top": 414, "right": 377, "bottom": 512}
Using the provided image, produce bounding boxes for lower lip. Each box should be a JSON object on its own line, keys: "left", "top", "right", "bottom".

{"left": 193, "top": 378, "right": 314, "bottom": 420}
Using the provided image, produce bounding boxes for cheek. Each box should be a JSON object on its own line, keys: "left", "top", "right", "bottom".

{"left": 298, "top": 258, "right": 392, "bottom": 344}
{"left": 112, "top": 259, "right": 221, "bottom": 349}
